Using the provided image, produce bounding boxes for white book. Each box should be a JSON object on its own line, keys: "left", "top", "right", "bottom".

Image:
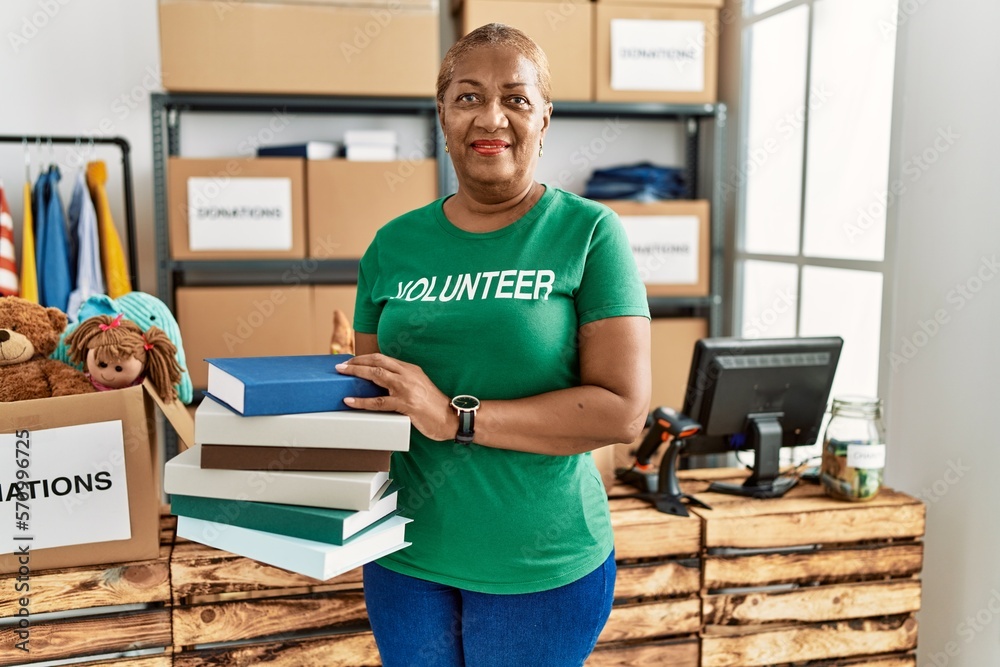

{"left": 177, "top": 514, "right": 412, "bottom": 581}
{"left": 343, "top": 129, "right": 398, "bottom": 146}
{"left": 345, "top": 145, "right": 397, "bottom": 162}
{"left": 195, "top": 395, "right": 411, "bottom": 450}
{"left": 165, "top": 445, "right": 390, "bottom": 511}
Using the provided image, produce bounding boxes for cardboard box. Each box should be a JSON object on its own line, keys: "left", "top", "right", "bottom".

{"left": 602, "top": 199, "right": 710, "bottom": 297}
{"left": 168, "top": 157, "right": 307, "bottom": 261}
{"left": 175, "top": 286, "right": 314, "bottom": 388}
{"left": 595, "top": 3, "right": 719, "bottom": 104}
{"left": 158, "top": 0, "right": 440, "bottom": 96}
{"left": 650, "top": 316, "right": 706, "bottom": 412}
{"left": 307, "top": 159, "right": 437, "bottom": 259}
{"left": 0, "top": 387, "right": 159, "bottom": 573}
{"left": 311, "top": 285, "right": 359, "bottom": 354}
{"left": 458, "top": 0, "right": 594, "bottom": 101}
{"left": 597, "top": 0, "right": 722, "bottom": 6}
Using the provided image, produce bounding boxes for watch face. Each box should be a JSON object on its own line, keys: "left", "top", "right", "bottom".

{"left": 452, "top": 395, "right": 480, "bottom": 410}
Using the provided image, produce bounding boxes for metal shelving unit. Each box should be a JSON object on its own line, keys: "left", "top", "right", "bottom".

{"left": 151, "top": 92, "right": 726, "bottom": 335}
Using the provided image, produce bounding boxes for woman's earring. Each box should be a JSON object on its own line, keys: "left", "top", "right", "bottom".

{"left": 444, "top": 141, "right": 449, "bottom": 154}
{"left": 539, "top": 142, "right": 544, "bottom": 158}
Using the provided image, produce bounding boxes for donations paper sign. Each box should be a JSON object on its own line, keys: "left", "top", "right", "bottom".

{"left": 621, "top": 215, "right": 700, "bottom": 285}
{"left": 188, "top": 176, "right": 293, "bottom": 251}
{"left": 611, "top": 19, "right": 706, "bottom": 92}
{"left": 1, "top": 421, "right": 131, "bottom": 553}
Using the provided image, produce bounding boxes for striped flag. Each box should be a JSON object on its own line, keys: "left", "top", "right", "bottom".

{"left": 0, "top": 184, "right": 18, "bottom": 297}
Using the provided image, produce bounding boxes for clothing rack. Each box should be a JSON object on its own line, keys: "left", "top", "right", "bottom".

{"left": 0, "top": 134, "right": 139, "bottom": 290}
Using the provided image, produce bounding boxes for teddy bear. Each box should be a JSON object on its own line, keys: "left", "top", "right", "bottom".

{"left": 0, "top": 297, "right": 96, "bottom": 401}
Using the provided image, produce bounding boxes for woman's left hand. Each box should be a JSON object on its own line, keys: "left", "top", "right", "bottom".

{"left": 336, "top": 354, "right": 453, "bottom": 442}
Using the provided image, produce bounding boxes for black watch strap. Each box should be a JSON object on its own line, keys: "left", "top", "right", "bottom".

{"left": 456, "top": 409, "right": 475, "bottom": 444}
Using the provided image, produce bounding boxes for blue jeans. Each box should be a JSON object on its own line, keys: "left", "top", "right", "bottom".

{"left": 363, "top": 550, "right": 616, "bottom": 667}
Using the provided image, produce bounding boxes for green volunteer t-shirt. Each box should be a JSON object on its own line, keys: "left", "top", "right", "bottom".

{"left": 354, "top": 185, "right": 649, "bottom": 594}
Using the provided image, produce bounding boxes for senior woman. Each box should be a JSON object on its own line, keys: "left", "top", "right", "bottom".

{"left": 336, "top": 23, "right": 651, "bottom": 666}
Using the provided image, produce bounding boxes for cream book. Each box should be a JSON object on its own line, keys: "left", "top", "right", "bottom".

{"left": 164, "top": 445, "right": 389, "bottom": 511}
{"left": 195, "top": 395, "right": 410, "bottom": 450}
{"left": 176, "top": 514, "right": 411, "bottom": 581}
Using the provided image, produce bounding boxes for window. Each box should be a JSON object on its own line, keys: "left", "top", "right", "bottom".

{"left": 734, "top": 0, "right": 899, "bottom": 402}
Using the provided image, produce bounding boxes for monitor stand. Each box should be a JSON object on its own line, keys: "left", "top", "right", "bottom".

{"left": 708, "top": 412, "right": 797, "bottom": 499}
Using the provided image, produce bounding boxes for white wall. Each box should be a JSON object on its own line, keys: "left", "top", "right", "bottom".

{"left": 1, "top": 0, "right": 161, "bottom": 290}
{"left": 886, "top": 1, "right": 1000, "bottom": 665}
{"left": 0, "top": 0, "right": 686, "bottom": 298}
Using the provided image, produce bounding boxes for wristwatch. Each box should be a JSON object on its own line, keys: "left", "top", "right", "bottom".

{"left": 450, "top": 395, "right": 481, "bottom": 444}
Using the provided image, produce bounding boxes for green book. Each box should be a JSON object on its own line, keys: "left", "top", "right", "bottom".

{"left": 170, "top": 483, "right": 399, "bottom": 546}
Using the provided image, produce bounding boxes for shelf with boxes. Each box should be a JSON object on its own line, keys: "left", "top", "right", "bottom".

{"left": 151, "top": 92, "right": 726, "bottom": 408}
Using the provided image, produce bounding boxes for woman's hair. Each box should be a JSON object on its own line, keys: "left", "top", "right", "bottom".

{"left": 437, "top": 23, "right": 552, "bottom": 104}
{"left": 65, "top": 314, "right": 183, "bottom": 402}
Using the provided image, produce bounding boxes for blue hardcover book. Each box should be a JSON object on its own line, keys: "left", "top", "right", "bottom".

{"left": 257, "top": 142, "right": 338, "bottom": 160}
{"left": 204, "top": 354, "right": 386, "bottom": 416}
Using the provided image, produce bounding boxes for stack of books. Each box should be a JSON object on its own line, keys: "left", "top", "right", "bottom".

{"left": 164, "top": 354, "right": 412, "bottom": 581}
{"left": 343, "top": 129, "right": 397, "bottom": 161}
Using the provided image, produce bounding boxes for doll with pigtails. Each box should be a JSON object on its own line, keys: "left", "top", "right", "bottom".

{"left": 65, "top": 313, "right": 184, "bottom": 402}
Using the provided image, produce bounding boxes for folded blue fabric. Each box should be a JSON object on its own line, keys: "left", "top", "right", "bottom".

{"left": 584, "top": 162, "right": 687, "bottom": 202}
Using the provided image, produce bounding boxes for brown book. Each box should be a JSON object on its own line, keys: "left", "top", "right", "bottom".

{"left": 199, "top": 444, "right": 392, "bottom": 472}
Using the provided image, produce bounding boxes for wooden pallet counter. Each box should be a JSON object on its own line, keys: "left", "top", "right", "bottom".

{"left": 682, "top": 469, "right": 925, "bottom": 667}
{"left": 0, "top": 515, "right": 176, "bottom": 666}
{"left": 590, "top": 492, "right": 702, "bottom": 666}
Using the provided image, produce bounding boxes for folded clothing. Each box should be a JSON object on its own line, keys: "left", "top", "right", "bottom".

{"left": 583, "top": 162, "right": 687, "bottom": 202}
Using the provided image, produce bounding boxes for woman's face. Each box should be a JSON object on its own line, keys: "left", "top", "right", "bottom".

{"left": 439, "top": 44, "right": 552, "bottom": 198}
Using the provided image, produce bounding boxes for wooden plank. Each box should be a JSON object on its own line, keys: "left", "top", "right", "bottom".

{"left": 700, "top": 614, "right": 918, "bottom": 667}
{"left": 587, "top": 637, "right": 699, "bottom": 667}
{"left": 67, "top": 655, "right": 174, "bottom": 667}
{"left": 798, "top": 653, "right": 916, "bottom": 667}
{"left": 704, "top": 543, "right": 924, "bottom": 589}
{"left": 173, "top": 631, "right": 380, "bottom": 667}
{"left": 170, "top": 541, "right": 363, "bottom": 601}
{"left": 696, "top": 501, "right": 925, "bottom": 549}
{"left": 172, "top": 591, "right": 368, "bottom": 646}
{"left": 598, "top": 598, "right": 701, "bottom": 643}
{"left": 0, "top": 609, "right": 171, "bottom": 667}
{"left": 615, "top": 559, "right": 700, "bottom": 600}
{"left": 610, "top": 502, "right": 702, "bottom": 560}
{"left": 0, "top": 556, "right": 170, "bottom": 616}
{"left": 703, "top": 580, "right": 922, "bottom": 625}
{"left": 693, "top": 488, "right": 921, "bottom": 518}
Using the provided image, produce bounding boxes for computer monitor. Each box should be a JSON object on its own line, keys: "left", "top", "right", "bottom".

{"left": 619, "top": 336, "right": 843, "bottom": 515}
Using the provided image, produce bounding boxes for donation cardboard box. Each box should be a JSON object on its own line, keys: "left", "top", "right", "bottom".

{"left": 307, "top": 159, "right": 437, "bottom": 259}
{"left": 168, "top": 157, "right": 307, "bottom": 261}
{"left": 0, "top": 387, "right": 159, "bottom": 573}
{"left": 175, "top": 285, "right": 314, "bottom": 389}
{"left": 458, "top": 0, "right": 594, "bottom": 101}
{"left": 595, "top": 2, "right": 719, "bottom": 104}
{"left": 158, "top": 0, "right": 440, "bottom": 97}
{"left": 602, "top": 199, "right": 710, "bottom": 297}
